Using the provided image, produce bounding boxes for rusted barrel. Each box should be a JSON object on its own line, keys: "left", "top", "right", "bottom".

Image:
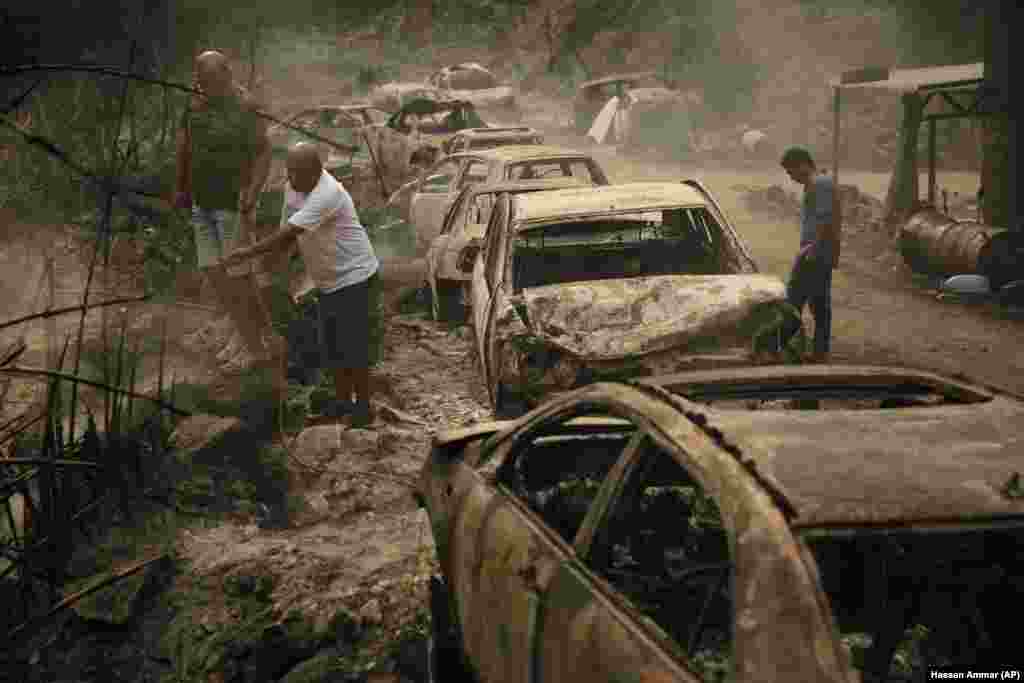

{"left": 899, "top": 208, "right": 1007, "bottom": 277}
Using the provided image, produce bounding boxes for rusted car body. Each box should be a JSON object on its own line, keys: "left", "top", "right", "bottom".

{"left": 427, "top": 62, "right": 518, "bottom": 112}
{"left": 266, "top": 104, "right": 390, "bottom": 189}
{"left": 418, "top": 365, "right": 1024, "bottom": 682}
{"left": 469, "top": 181, "right": 798, "bottom": 416}
{"left": 425, "top": 178, "right": 589, "bottom": 322}
{"left": 443, "top": 126, "right": 543, "bottom": 155}
{"left": 389, "top": 145, "right": 609, "bottom": 255}
{"left": 574, "top": 71, "right": 667, "bottom": 134}
{"left": 362, "top": 98, "right": 488, "bottom": 185}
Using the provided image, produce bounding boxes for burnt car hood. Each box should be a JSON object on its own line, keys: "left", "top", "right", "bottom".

{"left": 518, "top": 274, "right": 787, "bottom": 359}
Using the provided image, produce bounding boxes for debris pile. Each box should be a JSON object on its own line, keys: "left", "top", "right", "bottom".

{"left": 737, "top": 184, "right": 801, "bottom": 218}
{"left": 736, "top": 182, "right": 884, "bottom": 228}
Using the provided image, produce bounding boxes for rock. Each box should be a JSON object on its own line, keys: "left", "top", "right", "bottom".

{"left": 170, "top": 415, "right": 261, "bottom": 467}
{"left": 69, "top": 556, "right": 173, "bottom": 626}
{"left": 358, "top": 598, "right": 383, "bottom": 625}
{"left": 294, "top": 425, "right": 345, "bottom": 466}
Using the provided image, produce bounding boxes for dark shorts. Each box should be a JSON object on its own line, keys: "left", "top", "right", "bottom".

{"left": 317, "top": 273, "right": 381, "bottom": 370}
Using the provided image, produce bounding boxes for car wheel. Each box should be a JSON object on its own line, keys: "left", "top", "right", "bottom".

{"left": 435, "top": 281, "right": 465, "bottom": 324}
{"left": 429, "top": 576, "right": 474, "bottom": 683}
{"left": 494, "top": 382, "right": 529, "bottom": 420}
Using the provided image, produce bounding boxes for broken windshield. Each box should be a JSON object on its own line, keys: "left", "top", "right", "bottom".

{"left": 801, "top": 524, "right": 1023, "bottom": 680}
{"left": 512, "top": 207, "right": 738, "bottom": 289}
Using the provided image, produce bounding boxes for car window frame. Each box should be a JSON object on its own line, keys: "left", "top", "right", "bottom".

{"left": 459, "top": 159, "right": 490, "bottom": 189}
{"left": 440, "top": 187, "right": 472, "bottom": 236}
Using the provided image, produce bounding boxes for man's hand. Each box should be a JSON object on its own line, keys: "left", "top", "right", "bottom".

{"left": 798, "top": 243, "right": 816, "bottom": 263}
{"left": 174, "top": 191, "right": 192, "bottom": 210}
{"left": 223, "top": 247, "right": 249, "bottom": 268}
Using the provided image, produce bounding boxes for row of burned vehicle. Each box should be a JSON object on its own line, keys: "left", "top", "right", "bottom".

{"left": 396, "top": 141, "right": 1024, "bottom": 682}
{"left": 389, "top": 143, "right": 794, "bottom": 419}
{"left": 381, "top": 128, "right": 1024, "bottom": 683}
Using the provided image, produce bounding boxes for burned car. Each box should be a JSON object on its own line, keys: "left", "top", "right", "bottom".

{"left": 391, "top": 145, "right": 609, "bottom": 255}
{"left": 267, "top": 104, "right": 389, "bottom": 188}
{"left": 419, "top": 365, "right": 1024, "bottom": 683}
{"left": 573, "top": 71, "right": 668, "bottom": 134}
{"left": 426, "top": 62, "right": 518, "bottom": 112}
{"left": 425, "top": 178, "right": 588, "bottom": 322}
{"left": 443, "top": 126, "right": 543, "bottom": 155}
{"left": 368, "top": 81, "right": 444, "bottom": 113}
{"left": 362, "top": 97, "right": 487, "bottom": 184}
{"left": 470, "top": 181, "right": 799, "bottom": 416}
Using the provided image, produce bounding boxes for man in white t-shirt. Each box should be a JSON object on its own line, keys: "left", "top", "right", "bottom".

{"left": 224, "top": 143, "right": 381, "bottom": 427}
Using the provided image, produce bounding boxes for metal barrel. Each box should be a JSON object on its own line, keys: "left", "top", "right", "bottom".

{"left": 899, "top": 208, "right": 1008, "bottom": 276}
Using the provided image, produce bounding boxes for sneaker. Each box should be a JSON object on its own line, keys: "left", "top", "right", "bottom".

{"left": 322, "top": 399, "right": 356, "bottom": 419}
{"left": 349, "top": 402, "right": 376, "bottom": 429}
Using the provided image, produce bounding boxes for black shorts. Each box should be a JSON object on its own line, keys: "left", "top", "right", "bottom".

{"left": 317, "top": 273, "right": 380, "bottom": 370}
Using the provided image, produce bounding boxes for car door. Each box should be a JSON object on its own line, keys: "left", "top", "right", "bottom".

{"left": 538, "top": 432, "right": 735, "bottom": 683}
{"left": 427, "top": 186, "right": 471, "bottom": 289}
{"left": 409, "top": 157, "right": 466, "bottom": 251}
{"left": 456, "top": 408, "right": 641, "bottom": 683}
{"left": 472, "top": 193, "right": 509, "bottom": 390}
{"left": 480, "top": 193, "right": 511, "bottom": 404}
{"left": 408, "top": 157, "right": 465, "bottom": 252}
{"left": 440, "top": 189, "right": 494, "bottom": 283}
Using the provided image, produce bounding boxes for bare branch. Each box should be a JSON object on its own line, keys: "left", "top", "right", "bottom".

{"left": 7, "top": 553, "right": 169, "bottom": 642}
{"left": 0, "top": 294, "right": 152, "bottom": 334}
{"left": 0, "top": 366, "right": 191, "bottom": 417}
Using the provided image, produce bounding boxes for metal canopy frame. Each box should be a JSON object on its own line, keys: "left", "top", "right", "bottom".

{"left": 829, "top": 63, "right": 991, "bottom": 208}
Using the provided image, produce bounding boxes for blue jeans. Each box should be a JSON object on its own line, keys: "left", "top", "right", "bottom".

{"left": 785, "top": 250, "right": 833, "bottom": 354}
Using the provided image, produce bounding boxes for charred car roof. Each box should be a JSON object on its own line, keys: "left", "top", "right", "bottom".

{"left": 509, "top": 182, "right": 710, "bottom": 224}
{"left": 435, "top": 366, "right": 1024, "bottom": 529}
{"left": 444, "top": 144, "right": 591, "bottom": 163}
{"left": 392, "top": 97, "right": 476, "bottom": 116}
{"left": 457, "top": 177, "right": 590, "bottom": 198}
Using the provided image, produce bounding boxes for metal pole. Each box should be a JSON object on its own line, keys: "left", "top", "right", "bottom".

{"left": 832, "top": 86, "right": 841, "bottom": 186}
{"left": 928, "top": 118, "right": 937, "bottom": 206}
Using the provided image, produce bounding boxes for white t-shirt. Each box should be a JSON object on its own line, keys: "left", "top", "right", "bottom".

{"left": 281, "top": 171, "right": 379, "bottom": 294}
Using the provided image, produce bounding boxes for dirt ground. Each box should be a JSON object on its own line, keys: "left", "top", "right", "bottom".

{"left": 3, "top": 63, "right": 1022, "bottom": 680}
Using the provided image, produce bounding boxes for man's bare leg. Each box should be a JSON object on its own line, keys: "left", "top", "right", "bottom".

{"left": 332, "top": 367, "right": 354, "bottom": 408}
{"left": 351, "top": 368, "right": 374, "bottom": 427}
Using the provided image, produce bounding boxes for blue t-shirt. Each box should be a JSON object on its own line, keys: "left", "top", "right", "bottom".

{"left": 800, "top": 175, "right": 835, "bottom": 246}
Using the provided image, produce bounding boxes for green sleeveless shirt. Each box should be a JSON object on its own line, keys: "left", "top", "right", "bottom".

{"left": 186, "top": 94, "right": 261, "bottom": 211}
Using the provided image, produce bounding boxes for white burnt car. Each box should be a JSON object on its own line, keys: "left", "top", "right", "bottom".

{"left": 443, "top": 126, "right": 543, "bottom": 155}
{"left": 425, "top": 178, "right": 589, "bottom": 322}
{"left": 469, "top": 181, "right": 803, "bottom": 417}
{"left": 390, "top": 145, "right": 610, "bottom": 255}
{"left": 427, "top": 62, "right": 518, "bottom": 112}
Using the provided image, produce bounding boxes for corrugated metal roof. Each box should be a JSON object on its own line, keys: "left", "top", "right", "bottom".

{"left": 830, "top": 63, "right": 985, "bottom": 92}
{"left": 511, "top": 182, "right": 708, "bottom": 224}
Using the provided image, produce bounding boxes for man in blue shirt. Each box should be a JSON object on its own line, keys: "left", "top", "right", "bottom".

{"left": 779, "top": 147, "right": 841, "bottom": 361}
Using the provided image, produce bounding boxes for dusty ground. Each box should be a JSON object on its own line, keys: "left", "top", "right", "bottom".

{"left": 2, "top": 59, "right": 1022, "bottom": 680}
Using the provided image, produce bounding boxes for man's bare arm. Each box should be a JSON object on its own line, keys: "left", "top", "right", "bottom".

{"left": 240, "top": 98, "right": 273, "bottom": 213}
{"left": 227, "top": 224, "right": 302, "bottom": 263}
